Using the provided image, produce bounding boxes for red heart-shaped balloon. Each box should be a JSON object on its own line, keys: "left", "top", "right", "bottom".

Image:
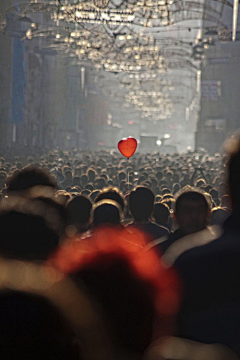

{"left": 118, "top": 137, "right": 137, "bottom": 158}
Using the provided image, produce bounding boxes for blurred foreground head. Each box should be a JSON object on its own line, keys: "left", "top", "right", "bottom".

{"left": 49, "top": 227, "right": 181, "bottom": 357}
{"left": 6, "top": 166, "right": 57, "bottom": 194}
{"left": 144, "top": 336, "right": 239, "bottom": 360}
{"left": 0, "top": 291, "right": 77, "bottom": 360}
{"left": 225, "top": 133, "right": 240, "bottom": 212}
{"left": 0, "top": 260, "right": 113, "bottom": 360}
{"left": 0, "top": 196, "right": 61, "bottom": 260}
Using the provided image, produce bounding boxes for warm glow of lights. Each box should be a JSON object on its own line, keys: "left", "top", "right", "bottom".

{"left": 164, "top": 133, "right": 171, "bottom": 139}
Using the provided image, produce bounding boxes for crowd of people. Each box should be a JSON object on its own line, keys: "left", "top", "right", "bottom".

{"left": 0, "top": 138, "right": 239, "bottom": 360}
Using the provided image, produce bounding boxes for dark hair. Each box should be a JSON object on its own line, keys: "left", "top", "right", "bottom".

{"left": 0, "top": 197, "right": 60, "bottom": 260}
{"left": 85, "top": 183, "right": 94, "bottom": 192}
{"left": 6, "top": 166, "right": 57, "bottom": 193}
{"left": 210, "top": 188, "right": 218, "bottom": 199}
{"left": 81, "top": 189, "right": 91, "bottom": 197}
{"left": 221, "top": 194, "right": 231, "bottom": 209}
{"left": 95, "top": 177, "right": 106, "bottom": 190}
{"left": 210, "top": 206, "right": 230, "bottom": 225}
{"left": 95, "top": 187, "right": 125, "bottom": 212}
{"left": 129, "top": 186, "right": 154, "bottom": 221}
{"left": 73, "top": 176, "right": 81, "bottom": 187}
{"left": 227, "top": 149, "right": 240, "bottom": 208}
{"left": 80, "top": 174, "right": 88, "bottom": 187}
{"left": 175, "top": 190, "right": 209, "bottom": 214}
{"left": 118, "top": 171, "right": 127, "bottom": 181}
{"left": 92, "top": 200, "right": 122, "bottom": 226}
{"left": 153, "top": 202, "right": 170, "bottom": 225}
{"left": 51, "top": 228, "right": 181, "bottom": 355}
{"left": 161, "top": 188, "right": 171, "bottom": 196}
{"left": 74, "top": 255, "right": 154, "bottom": 354}
{"left": 0, "top": 291, "right": 77, "bottom": 360}
{"left": 196, "top": 178, "right": 206, "bottom": 187}
{"left": 64, "top": 170, "right": 72, "bottom": 178}
{"left": 66, "top": 195, "right": 93, "bottom": 228}
{"left": 90, "top": 190, "right": 100, "bottom": 202}
{"left": 87, "top": 168, "right": 96, "bottom": 182}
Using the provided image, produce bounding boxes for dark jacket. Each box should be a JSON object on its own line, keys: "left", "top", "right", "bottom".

{"left": 174, "top": 212, "right": 240, "bottom": 356}
{"left": 126, "top": 221, "right": 169, "bottom": 242}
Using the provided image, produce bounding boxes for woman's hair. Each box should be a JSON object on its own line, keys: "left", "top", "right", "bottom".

{"left": 49, "top": 227, "right": 181, "bottom": 355}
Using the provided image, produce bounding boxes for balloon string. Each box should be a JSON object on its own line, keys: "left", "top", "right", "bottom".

{"left": 128, "top": 158, "right": 129, "bottom": 193}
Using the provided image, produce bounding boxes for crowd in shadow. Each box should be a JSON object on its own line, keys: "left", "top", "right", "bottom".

{"left": 0, "top": 138, "right": 239, "bottom": 359}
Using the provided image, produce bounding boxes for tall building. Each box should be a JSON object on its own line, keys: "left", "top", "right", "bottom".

{"left": 196, "top": 3, "right": 240, "bottom": 154}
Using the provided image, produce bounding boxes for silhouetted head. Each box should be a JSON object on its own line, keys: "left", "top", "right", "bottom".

{"left": 66, "top": 195, "right": 93, "bottom": 232}
{"left": 227, "top": 143, "right": 240, "bottom": 211}
{"left": 0, "top": 290, "right": 78, "bottom": 360}
{"left": 210, "top": 206, "right": 230, "bottom": 225}
{"left": 0, "top": 197, "right": 60, "bottom": 260}
{"left": 6, "top": 166, "right": 57, "bottom": 193}
{"left": 91, "top": 199, "right": 122, "bottom": 227}
{"left": 95, "top": 187, "right": 125, "bottom": 212}
{"left": 175, "top": 190, "right": 210, "bottom": 235}
{"left": 129, "top": 186, "right": 155, "bottom": 222}
{"left": 50, "top": 228, "right": 181, "bottom": 357}
{"left": 153, "top": 202, "right": 170, "bottom": 226}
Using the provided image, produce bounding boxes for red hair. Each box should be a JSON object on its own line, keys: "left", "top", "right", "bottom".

{"left": 48, "top": 227, "right": 182, "bottom": 352}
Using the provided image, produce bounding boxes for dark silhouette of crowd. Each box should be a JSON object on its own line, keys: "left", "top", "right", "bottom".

{"left": 0, "top": 139, "right": 239, "bottom": 360}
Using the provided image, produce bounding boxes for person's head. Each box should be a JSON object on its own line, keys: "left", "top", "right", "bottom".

{"left": 166, "top": 171, "right": 173, "bottom": 179}
{"left": 90, "top": 190, "right": 100, "bottom": 202}
{"left": 87, "top": 168, "right": 96, "bottom": 182}
{"left": 129, "top": 186, "right": 154, "bottom": 222}
{"left": 81, "top": 189, "right": 91, "bottom": 197}
{"left": 161, "top": 188, "right": 171, "bottom": 196}
{"left": 80, "top": 174, "right": 88, "bottom": 188}
{"left": 118, "top": 171, "right": 127, "bottom": 182}
{"left": 175, "top": 190, "right": 210, "bottom": 235}
{"left": 6, "top": 166, "right": 57, "bottom": 194}
{"left": 50, "top": 228, "right": 181, "bottom": 356}
{"left": 85, "top": 183, "right": 94, "bottom": 192}
{"left": 153, "top": 202, "right": 170, "bottom": 226}
{"left": 195, "top": 178, "right": 206, "bottom": 188}
{"left": 210, "top": 206, "right": 230, "bottom": 225}
{"left": 172, "top": 183, "right": 180, "bottom": 194}
{"left": 156, "top": 171, "right": 162, "bottom": 182}
{"left": 91, "top": 199, "right": 122, "bottom": 227}
{"left": 73, "top": 176, "right": 81, "bottom": 187}
{"left": 227, "top": 140, "right": 240, "bottom": 211}
{"left": 210, "top": 188, "right": 218, "bottom": 200}
{"left": 95, "top": 187, "right": 125, "bottom": 213}
{"left": 221, "top": 194, "right": 232, "bottom": 209}
{"left": 26, "top": 189, "right": 67, "bottom": 236}
{"left": 218, "top": 182, "right": 227, "bottom": 197}
{"left": 172, "top": 173, "right": 179, "bottom": 183}
{"left": 0, "top": 290, "right": 78, "bottom": 360}
{"left": 95, "top": 177, "right": 106, "bottom": 190}
{"left": 64, "top": 170, "right": 72, "bottom": 180}
{"left": 66, "top": 195, "right": 93, "bottom": 233}
{"left": 0, "top": 197, "right": 60, "bottom": 260}
{"left": 54, "top": 190, "right": 72, "bottom": 206}
{"left": 161, "top": 198, "right": 176, "bottom": 212}
{"left": 0, "top": 259, "right": 114, "bottom": 360}
{"left": 0, "top": 171, "right": 6, "bottom": 183}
